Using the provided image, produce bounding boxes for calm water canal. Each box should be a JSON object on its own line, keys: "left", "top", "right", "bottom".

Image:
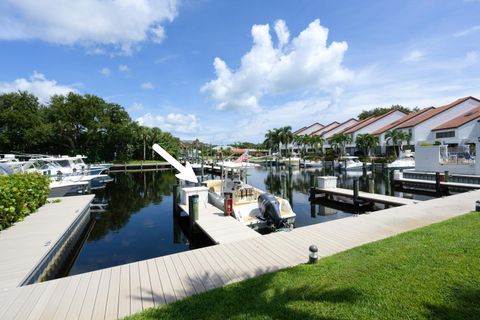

{"left": 65, "top": 166, "right": 434, "bottom": 276}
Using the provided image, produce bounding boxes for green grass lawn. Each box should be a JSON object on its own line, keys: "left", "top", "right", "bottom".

{"left": 127, "top": 213, "right": 480, "bottom": 320}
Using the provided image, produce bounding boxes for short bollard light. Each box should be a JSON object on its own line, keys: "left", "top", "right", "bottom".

{"left": 309, "top": 245, "right": 318, "bottom": 264}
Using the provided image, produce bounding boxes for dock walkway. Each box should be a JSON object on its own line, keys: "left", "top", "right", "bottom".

{"left": 314, "top": 187, "right": 419, "bottom": 206}
{"left": 396, "top": 177, "right": 480, "bottom": 190}
{"left": 179, "top": 203, "right": 261, "bottom": 244}
{"left": 0, "top": 195, "right": 95, "bottom": 292}
{"left": 1, "top": 190, "right": 479, "bottom": 320}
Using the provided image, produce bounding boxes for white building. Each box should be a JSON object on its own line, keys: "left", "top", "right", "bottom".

{"left": 342, "top": 109, "right": 407, "bottom": 154}
{"left": 394, "top": 96, "right": 480, "bottom": 146}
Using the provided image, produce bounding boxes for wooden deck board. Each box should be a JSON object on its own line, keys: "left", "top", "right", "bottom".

{"left": 66, "top": 273, "right": 93, "bottom": 320}
{"left": 0, "top": 195, "right": 95, "bottom": 291}
{"left": 117, "top": 265, "right": 131, "bottom": 319}
{"left": 145, "top": 259, "right": 166, "bottom": 307}
{"left": 78, "top": 271, "right": 102, "bottom": 320}
{"left": 138, "top": 261, "right": 155, "bottom": 311}
{"left": 104, "top": 266, "right": 121, "bottom": 320}
{"left": 91, "top": 268, "right": 112, "bottom": 320}
{"left": 315, "top": 187, "right": 419, "bottom": 205}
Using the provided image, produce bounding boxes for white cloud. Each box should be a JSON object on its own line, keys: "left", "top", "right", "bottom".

{"left": 129, "top": 102, "right": 144, "bottom": 112}
{"left": 201, "top": 19, "right": 353, "bottom": 111}
{"left": 137, "top": 112, "right": 200, "bottom": 134}
{"left": 99, "top": 67, "right": 111, "bottom": 77}
{"left": 141, "top": 82, "right": 154, "bottom": 90}
{"left": 118, "top": 64, "right": 129, "bottom": 72}
{"left": 453, "top": 25, "right": 480, "bottom": 37}
{"left": 0, "top": 0, "right": 179, "bottom": 54}
{"left": 466, "top": 51, "right": 479, "bottom": 64}
{"left": 403, "top": 50, "right": 425, "bottom": 62}
{"left": 0, "top": 71, "right": 76, "bottom": 103}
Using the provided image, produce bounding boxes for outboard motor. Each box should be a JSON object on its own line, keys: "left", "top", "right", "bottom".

{"left": 258, "top": 193, "right": 285, "bottom": 229}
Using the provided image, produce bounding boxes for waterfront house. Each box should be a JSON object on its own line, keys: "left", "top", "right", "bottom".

{"left": 341, "top": 109, "right": 407, "bottom": 155}
{"left": 294, "top": 122, "right": 324, "bottom": 135}
{"left": 372, "top": 107, "right": 435, "bottom": 154}
{"left": 311, "top": 121, "right": 340, "bottom": 136}
{"left": 393, "top": 96, "right": 480, "bottom": 147}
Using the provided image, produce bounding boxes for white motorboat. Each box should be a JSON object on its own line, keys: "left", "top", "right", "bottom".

{"left": 338, "top": 156, "right": 371, "bottom": 171}
{"left": 37, "top": 155, "right": 111, "bottom": 176}
{"left": 280, "top": 156, "right": 301, "bottom": 167}
{"left": 48, "top": 179, "right": 89, "bottom": 197}
{"left": 204, "top": 163, "right": 296, "bottom": 230}
{"left": 388, "top": 151, "right": 415, "bottom": 169}
{"left": 303, "top": 159, "right": 323, "bottom": 168}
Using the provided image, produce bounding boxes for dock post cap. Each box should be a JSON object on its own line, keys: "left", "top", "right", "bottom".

{"left": 309, "top": 245, "right": 318, "bottom": 264}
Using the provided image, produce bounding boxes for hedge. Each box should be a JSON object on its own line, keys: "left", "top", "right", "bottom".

{"left": 0, "top": 173, "right": 50, "bottom": 230}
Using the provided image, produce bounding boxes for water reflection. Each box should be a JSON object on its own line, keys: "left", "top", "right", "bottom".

{"left": 67, "top": 171, "right": 198, "bottom": 276}
{"left": 65, "top": 166, "right": 435, "bottom": 276}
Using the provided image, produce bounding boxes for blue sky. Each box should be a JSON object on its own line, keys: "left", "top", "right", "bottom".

{"left": 0, "top": 0, "right": 479, "bottom": 144}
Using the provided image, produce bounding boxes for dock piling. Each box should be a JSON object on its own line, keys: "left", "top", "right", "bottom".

{"left": 353, "top": 178, "right": 359, "bottom": 209}
{"left": 188, "top": 194, "right": 199, "bottom": 233}
{"left": 435, "top": 172, "right": 441, "bottom": 194}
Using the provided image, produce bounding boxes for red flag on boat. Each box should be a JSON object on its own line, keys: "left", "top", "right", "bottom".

{"left": 234, "top": 150, "right": 249, "bottom": 163}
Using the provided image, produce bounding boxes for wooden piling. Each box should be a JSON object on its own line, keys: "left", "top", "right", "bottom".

{"left": 310, "top": 174, "right": 316, "bottom": 188}
{"left": 444, "top": 170, "right": 449, "bottom": 183}
{"left": 353, "top": 178, "right": 359, "bottom": 207}
{"left": 172, "top": 184, "right": 180, "bottom": 216}
{"left": 435, "top": 172, "right": 441, "bottom": 194}
{"left": 188, "top": 194, "right": 199, "bottom": 232}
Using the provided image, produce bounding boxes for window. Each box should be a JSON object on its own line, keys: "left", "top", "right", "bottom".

{"left": 435, "top": 131, "right": 455, "bottom": 138}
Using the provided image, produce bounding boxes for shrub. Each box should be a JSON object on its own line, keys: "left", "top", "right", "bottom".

{"left": 0, "top": 173, "right": 50, "bottom": 230}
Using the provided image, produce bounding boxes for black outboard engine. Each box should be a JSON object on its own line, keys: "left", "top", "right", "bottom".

{"left": 258, "top": 193, "right": 285, "bottom": 229}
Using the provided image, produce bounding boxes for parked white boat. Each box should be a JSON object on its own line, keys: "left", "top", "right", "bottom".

{"left": 388, "top": 151, "right": 415, "bottom": 169}
{"left": 280, "top": 156, "right": 301, "bottom": 167}
{"left": 48, "top": 179, "right": 89, "bottom": 197}
{"left": 304, "top": 160, "right": 323, "bottom": 168}
{"left": 338, "top": 156, "right": 371, "bottom": 171}
{"left": 204, "top": 163, "right": 296, "bottom": 230}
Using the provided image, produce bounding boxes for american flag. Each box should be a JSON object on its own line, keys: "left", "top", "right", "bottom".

{"left": 234, "top": 150, "right": 249, "bottom": 163}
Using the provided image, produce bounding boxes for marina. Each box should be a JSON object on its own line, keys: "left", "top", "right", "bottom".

{"left": 0, "top": 189, "right": 478, "bottom": 319}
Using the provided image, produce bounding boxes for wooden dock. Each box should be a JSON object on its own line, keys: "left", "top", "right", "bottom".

{"left": 0, "top": 195, "right": 95, "bottom": 291}
{"left": 395, "top": 177, "right": 480, "bottom": 190}
{"left": 313, "top": 187, "right": 420, "bottom": 206}
{"left": 109, "top": 162, "right": 172, "bottom": 172}
{"left": 1, "top": 190, "right": 479, "bottom": 319}
{"left": 179, "top": 203, "right": 261, "bottom": 244}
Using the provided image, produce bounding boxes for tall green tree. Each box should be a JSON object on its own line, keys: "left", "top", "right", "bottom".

{"left": 0, "top": 91, "right": 51, "bottom": 153}
{"left": 355, "top": 134, "right": 379, "bottom": 159}
{"left": 330, "top": 133, "right": 352, "bottom": 158}
{"left": 385, "top": 129, "right": 405, "bottom": 157}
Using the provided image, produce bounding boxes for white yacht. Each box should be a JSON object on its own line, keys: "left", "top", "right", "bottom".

{"left": 303, "top": 159, "right": 323, "bottom": 168}
{"left": 338, "top": 156, "right": 371, "bottom": 171}
{"left": 388, "top": 151, "right": 415, "bottom": 170}
{"left": 38, "top": 155, "right": 111, "bottom": 176}
{"left": 204, "top": 163, "right": 296, "bottom": 230}
{"left": 280, "top": 156, "right": 301, "bottom": 167}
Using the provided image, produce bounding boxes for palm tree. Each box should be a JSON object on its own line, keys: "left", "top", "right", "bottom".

{"left": 355, "top": 134, "right": 379, "bottom": 159}
{"left": 264, "top": 129, "right": 281, "bottom": 156}
{"left": 294, "top": 134, "right": 309, "bottom": 157}
{"left": 310, "top": 135, "right": 325, "bottom": 155}
{"left": 385, "top": 129, "right": 405, "bottom": 157}
{"left": 403, "top": 131, "right": 413, "bottom": 150}
{"left": 278, "top": 126, "right": 294, "bottom": 157}
{"left": 330, "top": 133, "right": 352, "bottom": 158}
